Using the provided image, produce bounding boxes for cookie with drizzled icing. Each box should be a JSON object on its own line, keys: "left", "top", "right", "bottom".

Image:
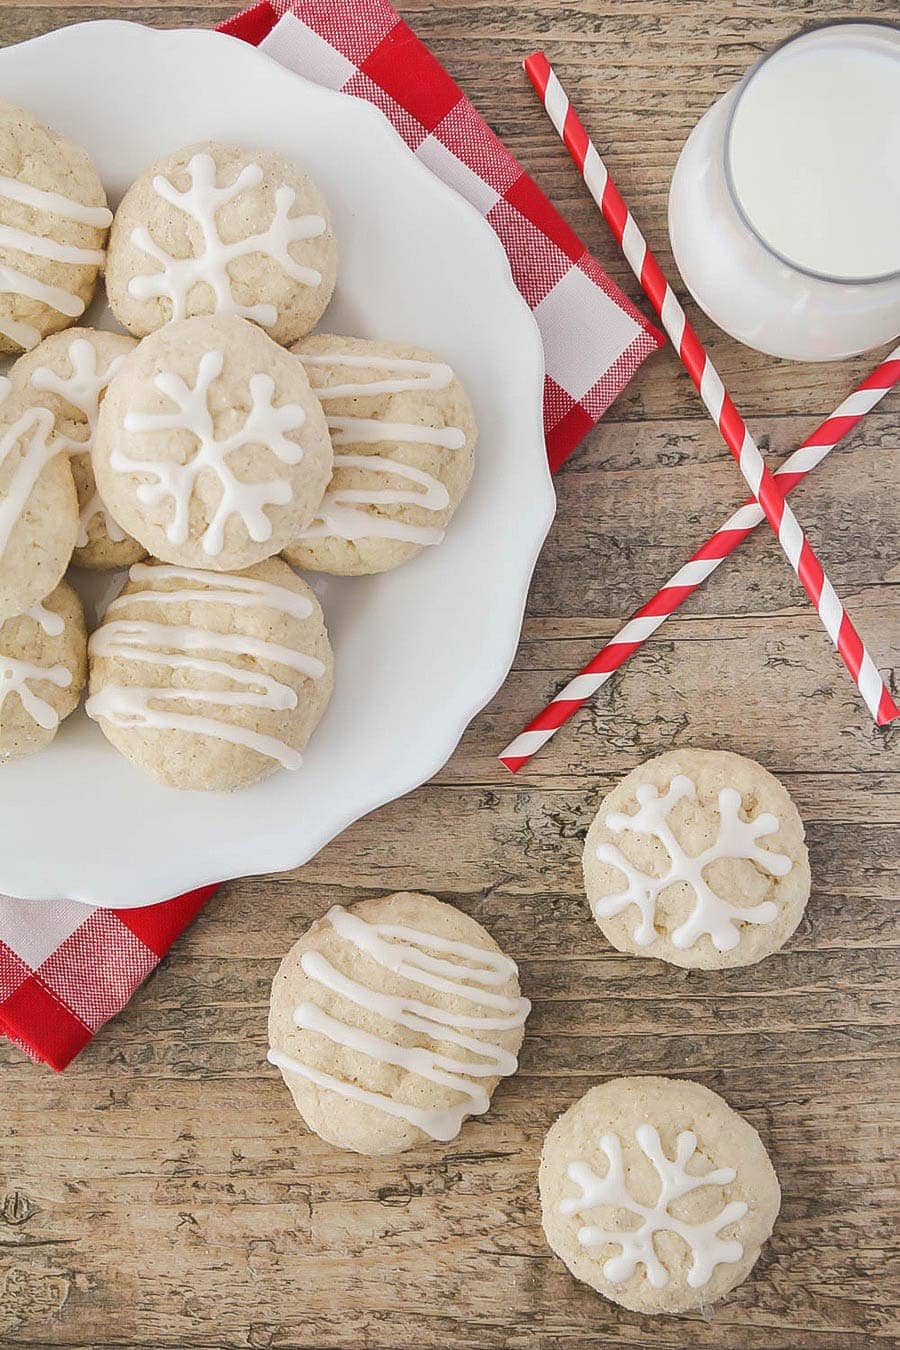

{"left": 0, "top": 100, "right": 112, "bottom": 354}
{"left": 86, "top": 556, "right": 334, "bottom": 792}
{"left": 284, "top": 334, "right": 477, "bottom": 575}
{"left": 268, "top": 892, "right": 530, "bottom": 1155}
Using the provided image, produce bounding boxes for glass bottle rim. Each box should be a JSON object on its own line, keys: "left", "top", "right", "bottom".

{"left": 723, "top": 18, "right": 900, "bottom": 287}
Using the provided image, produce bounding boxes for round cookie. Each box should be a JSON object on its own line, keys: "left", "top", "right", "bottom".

{"left": 86, "top": 557, "right": 333, "bottom": 792}
{"left": 582, "top": 749, "right": 810, "bottom": 970}
{"left": 105, "top": 141, "right": 337, "bottom": 345}
{"left": 283, "top": 334, "right": 477, "bottom": 575}
{"left": 0, "top": 581, "right": 87, "bottom": 762}
{"left": 268, "top": 892, "right": 530, "bottom": 1155}
{"left": 9, "top": 329, "right": 145, "bottom": 570}
{"left": 92, "top": 315, "right": 333, "bottom": 571}
{"left": 0, "top": 100, "right": 111, "bottom": 354}
{"left": 539, "top": 1076, "right": 780, "bottom": 1315}
{"left": 0, "top": 390, "right": 77, "bottom": 621}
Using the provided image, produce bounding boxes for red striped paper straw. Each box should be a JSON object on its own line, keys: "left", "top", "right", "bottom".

{"left": 500, "top": 344, "right": 900, "bottom": 770}
{"left": 522, "top": 50, "right": 897, "bottom": 731}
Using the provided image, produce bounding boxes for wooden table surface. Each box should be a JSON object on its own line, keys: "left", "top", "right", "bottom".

{"left": 1, "top": 2, "right": 898, "bottom": 1347}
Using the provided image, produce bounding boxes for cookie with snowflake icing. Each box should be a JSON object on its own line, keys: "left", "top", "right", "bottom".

{"left": 87, "top": 557, "right": 334, "bottom": 791}
{"left": 0, "top": 581, "right": 87, "bottom": 762}
{"left": 282, "top": 334, "right": 478, "bottom": 575}
{"left": 9, "top": 329, "right": 146, "bottom": 570}
{"left": 540, "top": 1076, "right": 780, "bottom": 1315}
{"left": 92, "top": 315, "right": 333, "bottom": 571}
{"left": 582, "top": 749, "right": 810, "bottom": 970}
{"left": 0, "top": 389, "right": 77, "bottom": 621}
{"left": 268, "top": 892, "right": 530, "bottom": 1155}
{"left": 105, "top": 142, "right": 337, "bottom": 345}
{"left": 0, "top": 100, "right": 112, "bottom": 355}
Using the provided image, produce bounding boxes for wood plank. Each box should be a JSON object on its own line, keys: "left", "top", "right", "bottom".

{"left": 0, "top": 0, "right": 897, "bottom": 1347}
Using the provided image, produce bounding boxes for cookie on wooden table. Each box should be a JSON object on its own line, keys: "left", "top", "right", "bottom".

{"left": 10, "top": 328, "right": 145, "bottom": 570}
{"left": 0, "top": 100, "right": 111, "bottom": 354}
{"left": 86, "top": 557, "right": 333, "bottom": 792}
{"left": 105, "top": 141, "right": 337, "bottom": 344}
{"left": 0, "top": 390, "right": 77, "bottom": 621}
{"left": 283, "top": 334, "right": 477, "bottom": 575}
{"left": 539, "top": 1076, "right": 780, "bottom": 1315}
{"left": 582, "top": 748, "right": 810, "bottom": 969}
{"left": 0, "top": 580, "right": 87, "bottom": 762}
{"left": 92, "top": 315, "right": 332, "bottom": 571}
{"left": 268, "top": 892, "right": 531, "bottom": 1155}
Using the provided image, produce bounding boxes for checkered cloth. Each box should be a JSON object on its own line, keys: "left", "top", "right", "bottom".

{"left": 0, "top": 0, "right": 662, "bottom": 1071}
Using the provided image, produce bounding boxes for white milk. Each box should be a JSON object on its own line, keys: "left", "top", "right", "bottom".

{"left": 728, "top": 32, "right": 900, "bottom": 281}
{"left": 668, "top": 22, "right": 900, "bottom": 360}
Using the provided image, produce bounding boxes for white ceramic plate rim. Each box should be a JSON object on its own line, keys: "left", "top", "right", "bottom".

{"left": 0, "top": 22, "right": 553, "bottom": 907}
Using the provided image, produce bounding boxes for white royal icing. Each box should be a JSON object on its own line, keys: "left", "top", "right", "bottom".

{"left": 562, "top": 1125, "right": 747, "bottom": 1290}
{"left": 127, "top": 152, "right": 326, "bottom": 328}
{"left": 1, "top": 601, "right": 71, "bottom": 730}
{"left": 592, "top": 775, "right": 791, "bottom": 953}
{"left": 25, "top": 600, "right": 65, "bottom": 637}
{"left": 0, "top": 177, "right": 110, "bottom": 352}
{"left": 86, "top": 564, "right": 325, "bottom": 770}
{"left": 29, "top": 336, "right": 129, "bottom": 546}
{"left": 112, "top": 349, "right": 307, "bottom": 557}
{"left": 295, "top": 352, "right": 465, "bottom": 545}
{"left": 0, "top": 405, "right": 61, "bottom": 559}
{"left": 268, "top": 904, "right": 530, "bottom": 1141}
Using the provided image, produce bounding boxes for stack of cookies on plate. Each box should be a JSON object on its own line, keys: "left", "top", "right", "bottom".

{"left": 0, "top": 101, "right": 477, "bottom": 790}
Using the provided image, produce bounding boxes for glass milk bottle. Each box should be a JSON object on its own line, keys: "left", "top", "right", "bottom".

{"left": 668, "top": 21, "right": 900, "bottom": 361}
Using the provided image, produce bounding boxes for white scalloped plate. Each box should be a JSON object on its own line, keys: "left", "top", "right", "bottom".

{"left": 0, "top": 21, "right": 552, "bottom": 907}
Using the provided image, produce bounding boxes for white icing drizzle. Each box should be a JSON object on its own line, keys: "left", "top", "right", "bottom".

{"left": 128, "top": 152, "right": 326, "bottom": 327}
{"left": 1, "top": 601, "right": 71, "bottom": 730}
{"left": 268, "top": 904, "right": 530, "bottom": 1141}
{"left": 562, "top": 1125, "right": 747, "bottom": 1289}
{"left": 29, "top": 337, "right": 129, "bottom": 546}
{"left": 299, "top": 454, "right": 449, "bottom": 544}
{"left": 0, "top": 176, "right": 112, "bottom": 227}
{"left": 298, "top": 351, "right": 454, "bottom": 398}
{"left": 296, "top": 352, "right": 465, "bottom": 545}
{"left": 85, "top": 566, "right": 324, "bottom": 771}
{"left": 593, "top": 775, "right": 791, "bottom": 953}
{"left": 113, "top": 349, "right": 307, "bottom": 557}
{"left": 25, "top": 601, "right": 65, "bottom": 637}
{"left": 0, "top": 405, "right": 60, "bottom": 558}
{"left": 0, "top": 177, "right": 109, "bottom": 352}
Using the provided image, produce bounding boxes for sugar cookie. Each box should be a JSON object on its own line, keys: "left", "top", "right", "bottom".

{"left": 283, "top": 335, "right": 477, "bottom": 575}
{"left": 0, "top": 100, "right": 111, "bottom": 353}
{"left": 92, "top": 315, "right": 332, "bottom": 571}
{"left": 268, "top": 892, "right": 530, "bottom": 1155}
{"left": 0, "top": 581, "right": 87, "bottom": 762}
{"left": 105, "top": 142, "right": 337, "bottom": 344}
{"left": 0, "top": 390, "right": 76, "bottom": 621}
{"left": 10, "top": 328, "right": 144, "bottom": 569}
{"left": 540, "top": 1076, "right": 780, "bottom": 1315}
{"left": 86, "top": 557, "right": 333, "bottom": 791}
{"left": 582, "top": 749, "right": 810, "bottom": 969}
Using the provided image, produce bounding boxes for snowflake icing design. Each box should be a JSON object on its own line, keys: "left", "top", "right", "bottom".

{"left": 592, "top": 774, "right": 791, "bottom": 953}
{"left": 113, "top": 350, "right": 308, "bottom": 557}
{"left": 128, "top": 153, "right": 326, "bottom": 327}
{"left": 562, "top": 1125, "right": 747, "bottom": 1290}
{"left": 30, "top": 337, "right": 129, "bottom": 545}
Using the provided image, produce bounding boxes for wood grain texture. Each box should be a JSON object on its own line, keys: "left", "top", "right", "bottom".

{"left": 1, "top": 1, "right": 898, "bottom": 1346}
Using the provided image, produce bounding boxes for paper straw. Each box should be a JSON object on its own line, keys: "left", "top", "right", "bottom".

{"left": 521, "top": 50, "right": 897, "bottom": 730}
{"left": 500, "top": 335, "right": 900, "bottom": 771}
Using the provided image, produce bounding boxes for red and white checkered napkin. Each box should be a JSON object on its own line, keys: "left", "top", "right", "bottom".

{"left": 0, "top": 0, "right": 662, "bottom": 1072}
